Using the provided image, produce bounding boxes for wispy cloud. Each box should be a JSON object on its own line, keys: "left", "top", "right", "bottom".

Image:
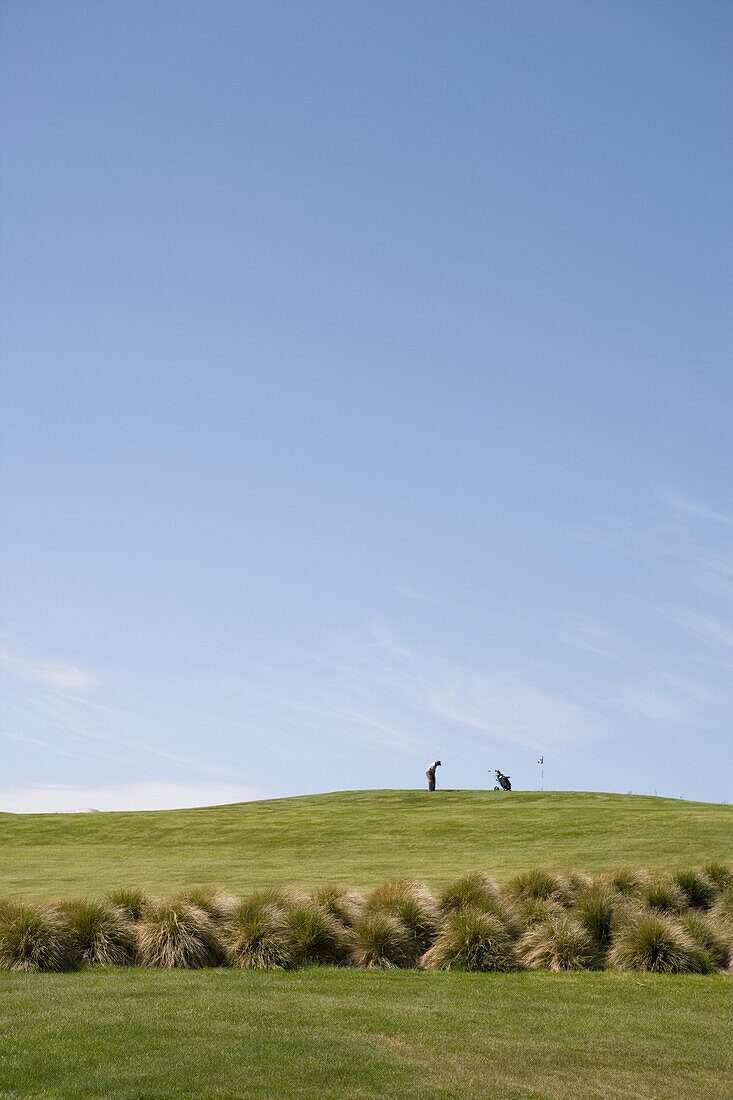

{"left": 2, "top": 729, "right": 119, "bottom": 767}
{"left": 663, "top": 608, "right": 733, "bottom": 661}
{"left": 558, "top": 489, "right": 733, "bottom": 739}
{"left": 687, "top": 552, "right": 733, "bottom": 599}
{"left": 30, "top": 693, "right": 241, "bottom": 777}
{"left": 423, "top": 668, "right": 593, "bottom": 748}
{"left": 232, "top": 623, "right": 599, "bottom": 756}
{"left": 659, "top": 491, "right": 733, "bottom": 527}
{"left": 567, "top": 490, "right": 733, "bottom": 584}
{"left": 610, "top": 685, "right": 702, "bottom": 726}
{"left": 0, "top": 638, "right": 246, "bottom": 782}
{"left": 0, "top": 647, "right": 98, "bottom": 691}
{"left": 2, "top": 687, "right": 243, "bottom": 780}
{"left": 394, "top": 586, "right": 474, "bottom": 614}
{"left": 556, "top": 616, "right": 627, "bottom": 662}
{"left": 371, "top": 628, "right": 596, "bottom": 749}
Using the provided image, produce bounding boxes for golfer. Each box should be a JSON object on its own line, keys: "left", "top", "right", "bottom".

{"left": 426, "top": 760, "right": 441, "bottom": 791}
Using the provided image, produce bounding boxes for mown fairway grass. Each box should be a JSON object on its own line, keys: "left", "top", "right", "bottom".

{"left": 1, "top": 968, "right": 731, "bottom": 1099}
{"left": 2, "top": 790, "right": 732, "bottom": 1099}
{"left": 3, "top": 789, "right": 732, "bottom": 898}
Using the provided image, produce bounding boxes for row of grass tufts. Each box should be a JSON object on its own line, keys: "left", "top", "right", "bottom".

{"left": 1, "top": 864, "right": 732, "bottom": 975}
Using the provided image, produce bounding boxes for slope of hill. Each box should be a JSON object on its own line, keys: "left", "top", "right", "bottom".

{"left": 3, "top": 789, "right": 731, "bottom": 899}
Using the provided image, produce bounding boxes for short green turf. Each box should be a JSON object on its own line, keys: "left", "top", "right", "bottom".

{"left": 3, "top": 791, "right": 732, "bottom": 1099}
{"left": 1, "top": 968, "right": 731, "bottom": 1099}
{"left": 2, "top": 790, "right": 731, "bottom": 899}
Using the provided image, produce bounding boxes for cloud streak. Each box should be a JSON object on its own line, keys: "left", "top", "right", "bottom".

{"left": 1, "top": 639, "right": 248, "bottom": 782}
{"left": 0, "top": 647, "right": 98, "bottom": 691}
{"left": 232, "top": 624, "right": 599, "bottom": 756}
{"left": 660, "top": 491, "right": 733, "bottom": 527}
{"left": 663, "top": 608, "right": 733, "bottom": 662}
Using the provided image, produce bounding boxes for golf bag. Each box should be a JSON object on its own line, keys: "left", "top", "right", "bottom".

{"left": 494, "top": 770, "right": 512, "bottom": 791}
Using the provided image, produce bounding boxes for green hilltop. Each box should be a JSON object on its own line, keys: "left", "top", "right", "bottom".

{"left": 3, "top": 789, "right": 731, "bottom": 899}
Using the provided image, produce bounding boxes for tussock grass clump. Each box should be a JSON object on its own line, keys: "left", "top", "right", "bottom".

{"left": 574, "top": 885, "right": 617, "bottom": 953}
{"left": 58, "top": 899, "right": 136, "bottom": 967}
{"left": 517, "top": 913, "right": 596, "bottom": 971}
{"left": 421, "top": 907, "right": 517, "bottom": 972}
{"left": 223, "top": 899, "right": 295, "bottom": 970}
{"left": 603, "top": 868, "right": 651, "bottom": 898}
{"left": 680, "top": 913, "right": 730, "bottom": 970}
{"left": 311, "top": 885, "right": 365, "bottom": 928}
{"left": 285, "top": 900, "right": 351, "bottom": 965}
{"left": 505, "top": 869, "right": 563, "bottom": 903}
{"left": 709, "top": 886, "right": 733, "bottom": 930}
{"left": 608, "top": 912, "right": 711, "bottom": 973}
{"left": 0, "top": 898, "right": 17, "bottom": 920}
{"left": 673, "top": 870, "right": 715, "bottom": 910}
{"left": 350, "top": 911, "right": 414, "bottom": 969}
{"left": 438, "top": 872, "right": 501, "bottom": 915}
{"left": 643, "top": 875, "right": 687, "bottom": 914}
{"left": 249, "top": 886, "right": 307, "bottom": 914}
{"left": 137, "top": 901, "right": 224, "bottom": 968}
{"left": 0, "top": 902, "right": 76, "bottom": 972}
{"left": 555, "top": 872, "right": 593, "bottom": 907}
{"left": 438, "top": 873, "right": 521, "bottom": 938}
{"left": 704, "top": 862, "right": 733, "bottom": 893}
{"left": 105, "top": 887, "right": 151, "bottom": 922}
{"left": 366, "top": 880, "right": 440, "bottom": 957}
{"left": 508, "top": 896, "right": 565, "bottom": 932}
{"left": 173, "top": 886, "right": 238, "bottom": 923}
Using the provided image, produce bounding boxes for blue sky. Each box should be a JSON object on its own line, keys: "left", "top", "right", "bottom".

{"left": 1, "top": 1, "right": 731, "bottom": 810}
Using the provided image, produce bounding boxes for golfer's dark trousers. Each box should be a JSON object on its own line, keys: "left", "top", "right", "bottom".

{"left": 428, "top": 776, "right": 436, "bottom": 791}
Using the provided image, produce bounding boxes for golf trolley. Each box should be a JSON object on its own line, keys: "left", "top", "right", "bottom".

{"left": 493, "top": 770, "right": 512, "bottom": 791}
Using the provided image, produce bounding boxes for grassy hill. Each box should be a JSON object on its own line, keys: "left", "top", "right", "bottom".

{"left": 2, "top": 789, "right": 732, "bottom": 1098}
{"left": 2, "top": 789, "right": 731, "bottom": 899}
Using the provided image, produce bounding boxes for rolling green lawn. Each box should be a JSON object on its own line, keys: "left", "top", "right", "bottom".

{"left": 2, "top": 789, "right": 732, "bottom": 899}
{"left": 2, "top": 790, "right": 732, "bottom": 1099}
{"left": 1, "top": 968, "right": 731, "bottom": 1099}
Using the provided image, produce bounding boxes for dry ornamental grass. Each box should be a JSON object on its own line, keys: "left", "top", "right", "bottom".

{"left": 437, "top": 871, "right": 502, "bottom": 915}
{"left": 574, "top": 884, "right": 617, "bottom": 954}
{"left": 105, "top": 887, "right": 151, "bottom": 922}
{"left": 172, "top": 886, "right": 239, "bottom": 923}
{"left": 285, "top": 900, "right": 351, "bottom": 966}
{"left": 643, "top": 874, "right": 688, "bottom": 914}
{"left": 710, "top": 886, "right": 733, "bottom": 930}
{"left": 311, "top": 885, "right": 365, "bottom": 928}
{"left": 505, "top": 868, "right": 563, "bottom": 903}
{"left": 2, "top": 860, "right": 732, "bottom": 975}
{"left": 680, "top": 912, "right": 730, "bottom": 970}
{"left": 674, "top": 869, "right": 716, "bottom": 910}
{"left": 57, "top": 899, "right": 137, "bottom": 967}
{"left": 223, "top": 898, "right": 295, "bottom": 970}
{"left": 421, "top": 907, "right": 517, "bottom": 972}
{"left": 366, "top": 879, "right": 440, "bottom": 959}
{"left": 602, "top": 867, "right": 651, "bottom": 898}
{"left": 0, "top": 902, "right": 76, "bottom": 972}
{"left": 136, "top": 901, "right": 224, "bottom": 969}
{"left": 349, "top": 911, "right": 414, "bottom": 969}
{"left": 508, "top": 895, "right": 565, "bottom": 929}
{"left": 516, "top": 913, "right": 597, "bottom": 971}
{"left": 607, "top": 911, "right": 712, "bottom": 974}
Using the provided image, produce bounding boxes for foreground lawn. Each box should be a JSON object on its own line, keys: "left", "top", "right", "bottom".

{"left": 0, "top": 968, "right": 730, "bottom": 1099}
{"left": 2, "top": 790, "right": 732, "bottom": 899}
